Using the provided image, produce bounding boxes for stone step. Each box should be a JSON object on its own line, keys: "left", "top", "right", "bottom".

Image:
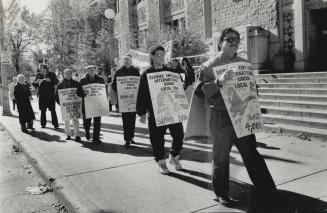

{"left": 257, "top": 71, "right": 327, "bottom": 79}
{"left": 264, "top": 123, "right": 327, "bottom": 141}
{"left": 258, "top": 88, "right": 327, "bottom": 95}
{"left": 256, "top": 77, "right": 327, "bottom": 83}
{"left": 259, "top": 93, "right": 327, "bottom": 102}
{"left": 263, "top": 114, "right": 327, "bottom": 130}
{"left": 257, "top": 83, "right": 327, "bottom": 88}
{"left": 260, "top": 106, "right": 327, "bottom": 119}
{"left": 259, "top": 99, "right": 327, "bottom": 110}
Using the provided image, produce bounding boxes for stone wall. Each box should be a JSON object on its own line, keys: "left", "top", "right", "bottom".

{"left": 211, "top": 0, "right": 278, "bottom": 33}
{"left": 185, "top": 0, "right": 205, "bottom": 37}
{"left": 210, "top": 0, "right": 279, "bottom": 69}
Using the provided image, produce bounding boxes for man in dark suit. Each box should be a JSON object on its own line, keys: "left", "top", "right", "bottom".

{"left": 77, "top": 65, "right": 105, "bottom": 144}
{"left": 112, "top": 54, "right": 140, "bottom": 147}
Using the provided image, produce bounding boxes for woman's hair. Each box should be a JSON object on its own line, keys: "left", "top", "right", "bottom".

{"left": 39, "top": 64, "right": 49, "bottom": 73}
{"left": 217, "top": 28, "right": 240, "bottom": 52}
{"left": 181, "top": 57, "right": 190, "bottom": 67}
{"left": 150, "top": 45, "right": 165, "bottom": 65}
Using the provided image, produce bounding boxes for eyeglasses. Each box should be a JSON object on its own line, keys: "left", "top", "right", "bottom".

{"left": 223, "top": 37, "right": 240, "bottom": 44}
{"left": 155, "top": 53, "right": 165, "bottom": 57}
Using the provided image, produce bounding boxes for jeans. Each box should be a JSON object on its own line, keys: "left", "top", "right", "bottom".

{"left": 83, "top": 117, "right": 101, "bottom": 141}
{"left": 122, "top": 112, "right": 136, "bottom": 141}
{"left": 209, "top": 109, "right": 277, "bottom": 198}
{"left": 64, "top": 119, "right": 80, "bottom": 137}
{"left": 41, "top": 109, "right": 59, "bottom": 127}
{"left": 148, "top": 117, "right": 184, "bottom": 162}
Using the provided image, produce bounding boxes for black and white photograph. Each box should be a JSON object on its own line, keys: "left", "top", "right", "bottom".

{"left": 0, "top": 0, "right": 326, "bottom": 212}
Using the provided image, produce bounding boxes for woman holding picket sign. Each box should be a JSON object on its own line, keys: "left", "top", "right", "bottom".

{"left": 136, "top": 45, "right": 184, "bottom": 175}
{"left": 187, "top": 28, "right": 278, "bottom": 211}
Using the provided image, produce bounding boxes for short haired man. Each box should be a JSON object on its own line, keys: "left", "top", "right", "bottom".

{"left": 112, "top": 54, "right": 140, "bottom": 147}
{"left": 77, "top": 65, "right": 105, "bottom": 144}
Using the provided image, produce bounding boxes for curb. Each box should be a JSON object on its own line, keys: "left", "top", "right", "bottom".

{"left": 0, "top": 118, "right": 100, "bottom": 213}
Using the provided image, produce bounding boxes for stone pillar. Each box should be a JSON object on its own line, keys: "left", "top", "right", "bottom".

{"left": 119, "top": 0, "right": 132, "bottom": 56}
{"left": 294, "top": 0, "right": 307, "bottom": 71}
{"left": 146, "top": 0, "right": 164, "bottom": 35}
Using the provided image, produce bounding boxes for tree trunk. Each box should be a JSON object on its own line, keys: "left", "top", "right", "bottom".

{"left": 0, "top": 0, "right": 12, "bottom": 115}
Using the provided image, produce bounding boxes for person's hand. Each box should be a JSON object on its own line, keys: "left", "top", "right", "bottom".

{"left": 218, "top": 69, "right": 235, "bottom": 85}
{"left": 44, "top": 78, "right": 51, "bottom": 82}
{"left": 139, "top": 114, "right": 146, "bottom": 124}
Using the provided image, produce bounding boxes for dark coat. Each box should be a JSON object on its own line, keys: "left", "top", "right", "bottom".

{"left": 111, "top": 65, "right": 140, "bottom": 93}
{"left": 14, "top": 82, "right": 35, "bottom": 124}
{"left": 55, "top": 78, "right": 79, "bottom": 105}
{"left": 183, "top": 64, "right": 195, "bottom": 89}
{"left": 76, "top": 74, "right": 105, "bottom": 115}
{"left": 32, "top": 72, "right": 59, "bottom": 110}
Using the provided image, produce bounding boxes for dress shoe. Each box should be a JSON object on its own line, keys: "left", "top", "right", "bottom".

{"left": 93, "top": 139, "right": 102, "bottom": 144}
{"left": 130, "top": 139, "right": 136, "bottom": 144}
{"left": 85, "top": 132, "right": 90, "bottom": 140}
{"left": 75, "top": 136, "right": 81, "bottom": 142}
{"left": 66, "top": 136, "right": 72, "bottom": 140}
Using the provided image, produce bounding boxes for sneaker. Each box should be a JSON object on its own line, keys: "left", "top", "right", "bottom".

{"left": 215, "top": 196, "right": 239, "bottom": 207}
{"left": 66, "top": 136, "right": 72, "bottom": 140}
{"left": 75, "top": 136, "right": 81, "bottom": 142}
{"left": 169, "top": 154, "right": 182, "bottom": 171}
{"left": 157, "top": 159, "right": 170, "bottom": 175}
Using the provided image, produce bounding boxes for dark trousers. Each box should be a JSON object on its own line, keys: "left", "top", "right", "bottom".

{"left": 12, "top": 99, "right": 16, "bottom": 110}
{"left": 148, "top": 117, "right": 184, "bottom": 162}
{"left": 40, "top": 108, "right": 58, "bottom": 127}
{"left": 209, "top": 109, "right": 277, "bottom": 198}
{"left": 83, "top": 117, "right": 101, "bottom": 141}
{"left": 122, "top": 112, "right": 136, "bottom": 141}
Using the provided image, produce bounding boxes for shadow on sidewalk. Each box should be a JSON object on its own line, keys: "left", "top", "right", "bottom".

{"left": 29, "top": 131, "right": 66, "bottom": 143}
{"left": 77, "top": 141, "right": 152, "bottom": 157}
{"left": 101, "top": 123, "right": 148, "bottom": 135}
{"left": 167, "top": 168, "right": 327, "bottom": 213}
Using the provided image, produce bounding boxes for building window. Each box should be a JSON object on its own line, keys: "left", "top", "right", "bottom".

{"left": 180, "top": 17, "right": 185, "bottom": 29}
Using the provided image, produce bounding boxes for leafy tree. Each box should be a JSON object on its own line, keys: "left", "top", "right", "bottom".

{"left": 5, "top": 7, "right": 41, "bottom": 74}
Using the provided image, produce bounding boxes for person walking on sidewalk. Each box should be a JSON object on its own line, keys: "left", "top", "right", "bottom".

{"left": 9, "top": 77, "right": 17, "bottom": 110}
{"left": 136, "top": 46, "right": 184, "bottom": 175}
{"left": 191, "top": 28, "right": 278, "bottom": 209}
{"left": 77, "top": 65, "right": 105, "bottom": 144}
{"left": 14, "top": 74, "right": 35, "bottom": 132}
{"left": 181, "top": 57, "right": 195, "bottom": 103}
{"left": 112, "top": 54, "right": 140, "bottom": 148}
{"left": 55, "top": 69, "right": 81, "bottom": 142}
{"left": 32, "top": 64, "right": 59, "bottom": 129}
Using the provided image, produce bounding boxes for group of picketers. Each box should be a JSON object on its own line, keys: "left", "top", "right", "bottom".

{"left": 9, "top": 27, "right": 282, "bottom": 212}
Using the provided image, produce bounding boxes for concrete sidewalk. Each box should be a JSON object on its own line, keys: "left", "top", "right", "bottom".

{"left": 0, "top": 98, "right": 326, "bottom": 213}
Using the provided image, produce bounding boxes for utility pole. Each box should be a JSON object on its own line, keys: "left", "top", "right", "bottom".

{"left": 0, "top": 0, "right": 12, "bottom": 115}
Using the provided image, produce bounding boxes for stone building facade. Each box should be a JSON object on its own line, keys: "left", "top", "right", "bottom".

{"left": 113, "top": 0, "right": 327, "bottom": 72}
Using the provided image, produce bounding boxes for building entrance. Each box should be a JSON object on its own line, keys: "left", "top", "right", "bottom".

{"left": 312, "top": 9, "right": 327, "bottom": 71}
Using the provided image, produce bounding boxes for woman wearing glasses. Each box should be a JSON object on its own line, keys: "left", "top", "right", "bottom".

{"left": 192, "top": 28, "right": 278, "bottom": 211}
